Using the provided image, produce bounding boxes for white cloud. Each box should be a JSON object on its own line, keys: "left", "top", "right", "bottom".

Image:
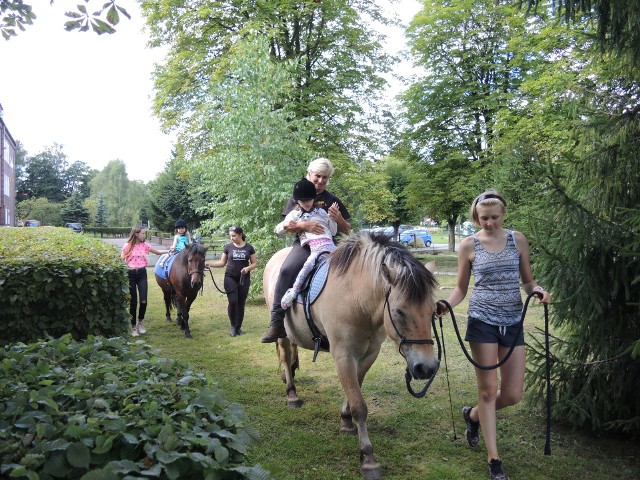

{"left": 0, "top": 2, "right": 174, "bottom": 183}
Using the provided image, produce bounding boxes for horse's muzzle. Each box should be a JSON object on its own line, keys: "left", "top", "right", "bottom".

{"left": 409, "top": 358, "right": 440, "bottom": 380}
{"left": 191, "top": 280, "right": 202, "bottom": 290}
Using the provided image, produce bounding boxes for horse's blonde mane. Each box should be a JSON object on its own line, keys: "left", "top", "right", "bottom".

{"left": 331, "top": 231, "right": 437, "bottom": 303}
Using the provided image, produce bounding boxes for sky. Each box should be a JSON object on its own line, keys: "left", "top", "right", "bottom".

{"left": 0, "top": 1, "right": 420, "bottom": 184}
{"left": 0, "top": 2, "right": 173, "bottom": 183}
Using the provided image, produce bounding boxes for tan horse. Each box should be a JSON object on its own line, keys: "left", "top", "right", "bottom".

{"left": 263, "top": 231, "right": 439, "bottom": 480}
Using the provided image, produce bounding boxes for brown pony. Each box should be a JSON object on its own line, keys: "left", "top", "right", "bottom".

{"left": 263, "top": 231, "right": 439, "bottom": 480}
{"left": 155, "top": 243, "right": 208, "bottom": 339}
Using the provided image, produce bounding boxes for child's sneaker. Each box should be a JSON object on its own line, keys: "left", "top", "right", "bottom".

{"left": 281, "top": 288, "right": 297, "bottom": 309}
{"left": 131, "top": 326, "right": 140, "bottom": 337}
{"left": 135, "top": 321, "right": 146, "bottom": 334}
{"left": 487, "top": 458, "right": 509, "bottom": 480}
{"left": 462, "top": 406, "right": 480, "bottom": 448}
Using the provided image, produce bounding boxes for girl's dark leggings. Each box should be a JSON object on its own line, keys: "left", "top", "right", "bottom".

{"left": 224, "top": 274, "right": 250, "bottom": 329}
{"left": 127, "top": 268, "right": 148, "bottom": 326}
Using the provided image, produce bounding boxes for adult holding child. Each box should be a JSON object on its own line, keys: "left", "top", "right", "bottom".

{"left": 121, "top": 226, "right": 170, "bottom": 337}
{"left": 261, "top": 157, "right": 351, "bottom": 343}
{"left": 206, "top": 226, "right": 258, "bottom": 337}
{"left": 437, "top": 190, "right": 551, "bottom": 480}
{"left": 277, "top": 177, "right": 338, "bottom": 309}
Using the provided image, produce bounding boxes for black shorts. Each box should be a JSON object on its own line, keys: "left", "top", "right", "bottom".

{"left": 465, "top": 317, "right": 525, "bottom": 347}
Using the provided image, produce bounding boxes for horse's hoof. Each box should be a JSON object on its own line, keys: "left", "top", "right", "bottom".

{"left": 361, "top": 462, "right": 382, "bottom": 480}
{"left": 185, "top": 332, "right": 193, "bottom": 339}
{"left": 287, "top": 399, "right": 303, "bottom": 408}
{"left": 339, "top": 425, "right": 358, "bottom": 435}
{"left": 165, "top": 317, "right": 172, "bottom": 323}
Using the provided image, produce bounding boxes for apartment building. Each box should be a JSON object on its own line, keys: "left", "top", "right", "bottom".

{"left": 0, "top": 103, "right": 17, "bottom": 226}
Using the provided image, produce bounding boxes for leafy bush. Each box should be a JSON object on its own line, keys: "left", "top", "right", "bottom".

{"left": 0, "top": 228, "right": 129, "bottom": 346}
{"left": 0, "top": 335, "right": 272, "bottom": 480}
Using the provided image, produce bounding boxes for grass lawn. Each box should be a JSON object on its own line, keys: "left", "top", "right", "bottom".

{"left": 137, "top": 263, "right": 639, "bottom": 480}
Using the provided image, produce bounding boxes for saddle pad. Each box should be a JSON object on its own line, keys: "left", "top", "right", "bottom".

{"left": 154, "top": 253, "right": 178, "bottom": 279}
{"left": 298, "top": 256, "right": 330, "bottom": 305}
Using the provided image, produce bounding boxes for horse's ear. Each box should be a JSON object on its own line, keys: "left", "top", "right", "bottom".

{"left": 381, "top": 263, "right": 398, "bottom": 286}
{"left": 425, "top": 261, "right": 436, "bottom": 273}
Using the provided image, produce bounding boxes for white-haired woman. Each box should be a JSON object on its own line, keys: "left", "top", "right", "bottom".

{"left": 262, "top": 157, "right": 351, "bottom": 342}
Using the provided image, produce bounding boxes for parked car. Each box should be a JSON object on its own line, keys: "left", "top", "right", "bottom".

{"left": 65, "top": 222, "right": 83, "bottom": 233}
{"left": 24, "top": 219, "right": 41, "bottom": 227}
{"left": 379, "top": 224, "right": 414, "bottom": 237}
{"left": 399, "top": 228, "right": 432, "bottom": 247}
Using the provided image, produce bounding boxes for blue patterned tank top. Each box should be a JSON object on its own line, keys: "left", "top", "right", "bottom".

{"left": 468, "top": 230, "right": 522, "bottom": 327}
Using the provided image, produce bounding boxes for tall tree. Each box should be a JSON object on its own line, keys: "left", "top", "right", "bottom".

{"left": 18, "top": 144, "right": 68, "bottom": 202}
{"left": 59, "top": 191, "right": 90, "bottom": 225}
{"left": 497, "top": 10, "right": 640, "bottom": 434}
{"left": 402, "top": 0, "right": 530, "bottom": 250}
{"left": 358, "top": 156, "right": 422, "bottom": 239}
{"left": 185, "top": 35, "right": 314, "bottom": 269}
{"left": 522, "top": 0, "right": 640, "bottom": 66}
{"left": 148, "top": 156, "right": 203, "bottom": 232}
{"left": 15, "top": 197, "right": 62, "bottom": 226}
{"left": 62, "top": 160, "right": 94, "bottom": 198}
{"left": 94, "top": 193, "right": 108, "bottom": 227}
{"left": 89, "top": 160, "right": 144, "bottom": 226}
{"left": 141, "top": 0, "right": 392, "bottom": 161}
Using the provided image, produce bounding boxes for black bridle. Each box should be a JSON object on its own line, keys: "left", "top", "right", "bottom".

{"left": 383, "top": 287, "right": 441, "bottom": 398}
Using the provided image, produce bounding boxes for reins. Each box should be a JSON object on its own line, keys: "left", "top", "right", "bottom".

{"left": 206, "top": 267, "right": 245, "bottom": 295}
{"left": 437, "top": 291, "right": 552, "bottom": 455}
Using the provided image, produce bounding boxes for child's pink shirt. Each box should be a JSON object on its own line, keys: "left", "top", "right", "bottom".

{"left": 122, "top": 242, "right": 152, "bottom": 268}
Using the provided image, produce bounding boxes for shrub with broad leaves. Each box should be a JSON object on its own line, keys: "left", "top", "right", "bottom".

{"left": 0, "top": 335, "right": 272, "bottom": 479}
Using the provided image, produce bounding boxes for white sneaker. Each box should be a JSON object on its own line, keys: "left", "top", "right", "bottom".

{"left": 131, "top": 326, "right": 140, "bottom": 337}
{"left": 281, "top": 288, "right": 297, "bottom": 309}
{"left": 136, "top": 321, "right": 146, "bottom": 334}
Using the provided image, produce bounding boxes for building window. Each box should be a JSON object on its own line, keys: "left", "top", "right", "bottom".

{"left": 4, "top": 174, "right": 9, "bottom": 197}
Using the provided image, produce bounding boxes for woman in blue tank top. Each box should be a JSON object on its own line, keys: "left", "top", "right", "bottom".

{"left": 438, "top": 190, "right": 551, "bottom": 480}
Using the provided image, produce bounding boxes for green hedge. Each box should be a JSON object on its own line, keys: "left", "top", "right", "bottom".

{"left": 84, "top": 227, "right": 133, "bottom": 238}
{"left": 0, "top": 335, "right": 271, "bottom": 479}
{"left": 0, "top": 228, "right": 130, "bottom": 346}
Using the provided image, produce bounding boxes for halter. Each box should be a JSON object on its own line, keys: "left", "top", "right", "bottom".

{"left": 383, "top": 287, "right": 441, "bottom": 398}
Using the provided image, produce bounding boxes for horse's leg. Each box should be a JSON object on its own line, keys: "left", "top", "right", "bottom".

{"left": 340, "top": 348, "right": 380, "bottom": 435}
{"left": 280, "top": 343, "right": 299, "bottom": 380}
{"left": 182, "top": 308, "right": 192, "bottom": 339}
{"left": 277, "top": 338, "right": 302, "bottom": 408}
{"left": 182, "top": 296, "right": 195, "bottom": 339}
{"left": 333, "top": 349, "right": 381, "bottom": 480}
{"left": 163, "top": 289, "right": 172, "bottom": 323}
{"left": 176, "top": 304, "right": 185, "bottom": 331}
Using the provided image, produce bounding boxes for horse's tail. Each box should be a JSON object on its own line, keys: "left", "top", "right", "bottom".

{"left": 170, "top": 289, "right": 178, "bottom": 310}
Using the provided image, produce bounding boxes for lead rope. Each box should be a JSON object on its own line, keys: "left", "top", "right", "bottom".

{"left": 437, "top": 313, "right": 457, "bottom": 440}
{"left": 206, "top": 268, "right": 244, "bottom": 295}
{"left": 438, "top": 291, "right": 551, "bottom": 454}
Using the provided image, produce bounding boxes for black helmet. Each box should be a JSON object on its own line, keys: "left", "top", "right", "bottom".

{"left": 292, "top": 178, "right": 316, "bottom": 201}
{"left": 175, "top": 219, "right": 187, "bottom": 228}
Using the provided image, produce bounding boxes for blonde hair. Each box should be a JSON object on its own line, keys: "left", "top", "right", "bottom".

{"left": 307, "top": 157, "right": 334, "bottom": 177}
{"left": 470, "top": 189, "right": 507, "bottom": 224}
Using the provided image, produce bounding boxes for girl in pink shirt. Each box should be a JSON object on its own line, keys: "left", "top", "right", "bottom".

{"left": 121, "top": 226, "right": 169, "bottom": 337}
